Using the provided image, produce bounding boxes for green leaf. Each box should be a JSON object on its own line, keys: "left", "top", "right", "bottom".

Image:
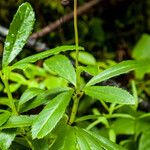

{"left": 139, "top": 129, "right": 150, "bottom": 150}
{"left": 50, "top": 125, "right": 76, "bottom": 150}
{"left": 0, "top": 129, "right": 16, "bottom": 150}
{"left": 44, "top": 76, "right": 68, "bottom": 90}
{"left": 86, "top": 60, "right": 150, "bottom": 86}
{"left": 23, "top": 64, "right": 47, "bottom": 79}
{"left": 111, "top": 118, "right": 135, "bottom": 135}
{"left": 2, "top": 2, "right": 35, "bottom": 67}
{"left": 0, "top": 98, "right": 11, "bottom": 107}
{"left": 84, "top": 86, "right": 134, "bottom": 104}
{"left": 132, "top": 34, "right": 150, "bottom": 60}
{"left": 32, "top": 139, "right": 49, "bottom": 150}
{"left": 11, "top": 137, "right": 31, "bottom": 149}
{"left": 19, "top": 87, "right": 70, "bottom": 113}
{"left": 75, "top": 127, "right": 103, "bottom": 150}
{"left": 7, "top": 83, "right": 21, "bottom": 93}
{"left": 31, "top": 90, "right": 73, "bottom": 139}
{"left": 44, "top": 55, "right": 76, "bottom": 86}
{"left": 70, "top": 51, "right": 96, "bottom": 65}
{"left": 0, "top": 115, "right": 36, "bottom": 129}
{"left": 136, "top": 117, "right": 150, "bottom": 136}
{"left": 82, "top": 65, "right": 99, "bottom": 76}
{"left": 132, "top": 34, "right": 150, "bottom": 79}
{"left": 8, "top": 72, "right": 27, "bottom": 84}
{"left": 12, "top": 45, "right": 84, "bottom": 70}
{"left": 0, "top": 111, "right": 11, "bottom": 127}
{"left": 18, "top": 88, "right": 44, "bottom": 109}
{"left": 84, "top": 129, "right": 125, "bottom": 150}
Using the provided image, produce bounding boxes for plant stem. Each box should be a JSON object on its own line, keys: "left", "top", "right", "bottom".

{"left": 68, "top": 0, "right": 81, "bottom": 125}
{"left": 0, "top": 71, "right": 18, "bottom": 115}
{"left": 68, "top": 92, "right": 83, "bottom": 125}
{"left": 74, "top": 0, "right": 79, "bottom": 69}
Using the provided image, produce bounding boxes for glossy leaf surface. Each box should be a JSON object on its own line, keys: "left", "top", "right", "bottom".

{"left": 84, "top": 86, "right": 134, "bottom": 104}
{"left": 18, "top": 88, "right": 44, "bottom": 108}
{"left": 0, "top": 111, "right": 11, "bottom": 127}
{"left": 2, "top": 2, "right": 35, "bottom": 67}
{"left": 0, "top": 115, "right": 36, "bottom": 129}
{"left": 76, "top": 127, "right": 103, "bottom": 150}
{"left": 19, "top": 87, "right": 70, "bottom": 113}
{"left": 0, "top": 129, "right": 16, "bottom": 150}
{"left": 31, "top": 90, "right": 73, "bottom": 139}
{"left": 44, "top": 55, "right": 76, "bottom": 86}
{"left": 86, "top": 60, "right": 150, "bottom": 86}
{"left": 84, "top": 129, "right": 125, "bottom": 150}
{"left": 12, "top": 45, "right": 84, "bottom": 70}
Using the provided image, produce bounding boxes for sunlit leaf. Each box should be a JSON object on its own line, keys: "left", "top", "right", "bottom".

{"left": 132, "top": 34, "right": 150, "bottom": 59}
{"left": 84, "top": 129, "right": 125, "bottom": 150}
{"left": 84, "top": 86, "right": 134, "bottom": 104}
{"left": 0, "top": 129, "right": 16, "bottom": 150}
{"left": 18, "top": 88, "right": 44, "bottom": 109}
{"left": 32, "top": 90, "right": 73, "bottom": 139}
{"left": 0, "top": 111, "right": 11, "bottom": 127}
{"left": 86, "top": 60, "right": 150, "bottom": 86}
{"left": 12, "top": 45, "right": 84, "bottom": 70}
{"left": 0, "top": 115, "right": 36, "bottom": 129}
{"left": 70, "top": 51, "right": 96, "bottom": 65}
{"left": 44, "top": 55, "right": 76, "bottom": 86}
{"left": 75, "top": 127, "right": 103, "bottom": 150}
{"left": 2, "top": 2, "right": 35, "bottom": 67}
{"left": 19, "top": 87, "right": 70, "bottom": 113}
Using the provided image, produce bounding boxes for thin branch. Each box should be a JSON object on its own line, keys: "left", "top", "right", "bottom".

{"left": 30, "top": 0, "right": 101, "bottom": 39}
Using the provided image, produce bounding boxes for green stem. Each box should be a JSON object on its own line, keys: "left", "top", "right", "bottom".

{"left": 74, "top": 0, "right": 79, "bottom": 68}
{"left": 68, "top": 0, "right": 81, "bottom": 125}
{"left": 0, "top": 71, "right": 18, "bottom": 115}
{"left": 86, "top": 119, "right": 101, "bottom": 130}
{"left": 68, "top": 92, "right": 83, "bottom": 125}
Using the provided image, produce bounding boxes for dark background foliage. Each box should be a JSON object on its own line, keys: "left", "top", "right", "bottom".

{"left": 0, "top": 0, "right": 150, "bottom": 60}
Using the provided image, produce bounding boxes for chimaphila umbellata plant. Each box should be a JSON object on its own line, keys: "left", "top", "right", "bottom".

{"left": 0, "top": 1, "right": 149, "bottom": 150}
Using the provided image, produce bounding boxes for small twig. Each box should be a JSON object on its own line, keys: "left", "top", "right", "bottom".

{"left": 30, "top": 0, "right": 101, "bottom": 39}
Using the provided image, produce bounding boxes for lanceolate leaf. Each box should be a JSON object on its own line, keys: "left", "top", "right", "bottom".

{"left": 0, "top": 115, "right": 36, "bottom": 129}
{"left": 32, "top": 139, "right": 49, "bottom": 150}
{"left": 2, "top": 2, "right": 35, "bottom": 67}
{"left": 12, "top": 45, "right": 84, "bottom": 70}
{"left": 18, "top": 88, "right": 44, "bottom": 108}
{"left": 0, "top": 111, "right": 11, "bottom": 127}
{"left": 84, "top": 129, "right": 125, "bottom": 150}
{"left": 84, "top": 86, "right": 134, "bottom": 104}
{"left": 0, "top": 129, "right": 16, "bottom": 150}
{"left": 31, "top": 90, "right": 73, "bottom": 139}
{"left": 19, "top": 87, "right": 70, "bottom": 113}
{"left": 86, "top": 60, "right": 150, "bottom": 86}
{"left": 0, "top": 98, "right": 11, "bottom": 107}
{"left": 50, "top": 125, "right": 76, "bottom": 150}
{"left": 75, "top": 127, "right": 103, "bottom": 150}
{"left": 139, "top": 130, "right": 150, "bottom": 150}
{"left": 44, "top": 55, "right": 76, "bottom": 86}
{"left": 70, "top": 51, "right": 96, "bottom": 65}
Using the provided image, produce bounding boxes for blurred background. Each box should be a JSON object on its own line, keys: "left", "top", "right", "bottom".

{"left": 0, "top": 0, "right": 150, "bottom": 61}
